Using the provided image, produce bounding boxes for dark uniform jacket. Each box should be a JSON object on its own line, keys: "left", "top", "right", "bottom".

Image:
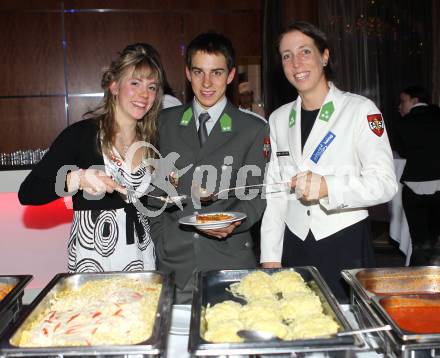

{"left": 150, "top": 100, "right": 268, "bottom": 289}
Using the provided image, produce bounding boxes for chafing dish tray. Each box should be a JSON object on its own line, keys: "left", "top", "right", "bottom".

{"left": 189, "top": 267, "right": 364, "bottom": 356}
{"left": 342, "top": 267, "right": 440, "bottom": 352}
{"left": 371, "top": 294, "right": 440, "bottom": 342}
{"left": 0, "top": 275, "right": 33, "bottom": 338}
{"left": 0, "top": 271, "right": 173, "bottom": 357}
{"left": 341, "top": 266, "right": 440, "bottom": 301}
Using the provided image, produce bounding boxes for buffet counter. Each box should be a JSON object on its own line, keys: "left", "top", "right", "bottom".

{"left": 19, "top": 288, "right": 384, "bottom": 358}
{"left": 2, "top": 266, "right": 439, "bottom": 358}
{"left": 0, "top": 170, "right": 30, "bottom": 193}
{"left": 0, "top": 169, "right": 71, "bottom": 290}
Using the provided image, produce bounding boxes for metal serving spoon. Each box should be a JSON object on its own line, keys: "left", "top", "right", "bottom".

{"left": 110, "top": 166, "right": 187, "bottom": 205}
{"left": 237, "top": 324, "right": 392, "bottom": 341}
{"left": 197, "top": 181, "right": 291, "bottom": 203}
{"left": 122, "top": 186, "right": 187, "bottom": 205}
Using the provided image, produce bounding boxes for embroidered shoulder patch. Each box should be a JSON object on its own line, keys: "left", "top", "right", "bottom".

{"left": 367, "top": 114, "right": 384, "bottom": 137}
{"left": 180, "top": 107, "right": 193, "bottom": 126}
{"left": 220, "top": 113, "right": 232, "bottom": 132}
{"left": 289, "top": 108, "right": 296, "bottom": 127}
{"left": 319, "top": 101, "right": 334, "bottom": 122}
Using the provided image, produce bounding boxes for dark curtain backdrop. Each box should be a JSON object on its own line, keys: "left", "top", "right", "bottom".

{"left": 262, "top": 0, "right": 298, "bottom": 116}
{"left": 318, "top": 0, "right": 433, "bottom": 149}
{"left": 433, "top": 0, "right": 440, "bottom": 105}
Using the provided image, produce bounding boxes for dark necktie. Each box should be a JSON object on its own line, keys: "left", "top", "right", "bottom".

{"left": 198, "top": 112, "right": 210, "bottom": 146}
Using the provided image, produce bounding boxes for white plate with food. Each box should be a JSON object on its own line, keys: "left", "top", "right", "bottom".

{"left": 179, "top": 212, "right": 247, "bottom": 229}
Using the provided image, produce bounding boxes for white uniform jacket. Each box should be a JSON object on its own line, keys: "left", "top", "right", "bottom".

{"left": 260, "top": 83, "right": 398, "bottom": 263}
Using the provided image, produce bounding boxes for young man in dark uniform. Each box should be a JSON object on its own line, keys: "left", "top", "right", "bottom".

{"left": 150, "top": 32, "right": 268, "bottom": 303}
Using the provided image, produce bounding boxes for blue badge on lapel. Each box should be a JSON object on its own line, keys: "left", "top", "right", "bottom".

{"left": 310, "top": 131, "right": 336, "bottom": 163}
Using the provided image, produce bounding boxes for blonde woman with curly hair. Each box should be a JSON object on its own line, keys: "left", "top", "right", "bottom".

{"left": 19, "top": 43, "right": 164, "bottom": 272}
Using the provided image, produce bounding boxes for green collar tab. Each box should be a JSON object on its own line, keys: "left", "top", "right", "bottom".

{"left": 289, "top": 107, "right": 296, "bottom": 127}
{"left": 220, "top": 113, "right": 232, "bottom": 132}
{"left": 319, "top": 101, "right": 335, "bottom": 122}
{"left": 180, "top": 107, "right": 193, "bottom": 126}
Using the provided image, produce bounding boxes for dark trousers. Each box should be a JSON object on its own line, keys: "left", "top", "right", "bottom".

{"left": 402, "top": 185, "right": 440, "bottom": 265}
{"left": 282, "top": 218, "right": 375, "bottom": 304}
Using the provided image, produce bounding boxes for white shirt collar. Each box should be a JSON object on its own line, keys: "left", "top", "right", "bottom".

{"left": 193, "top": 96, "right": 227, "bottom": 125}
{"left": 412, "top": 102, "right": 429, "bottom": 109}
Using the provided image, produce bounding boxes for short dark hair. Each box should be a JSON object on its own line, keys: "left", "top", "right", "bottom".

{"left": 401, "top": 85, "right": 430, "bottom": 104}
{"left": 185, "top": 32, "right": 236, "bottom": 72}
{"left": 280, "top": 20, "right": 333, "bottom": 80}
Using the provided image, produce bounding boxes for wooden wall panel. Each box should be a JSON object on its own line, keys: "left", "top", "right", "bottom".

{"left": 63, "top": 0, "right": 261, "bottom": 12}
{"left": 284, "top": 0, "right": 318, "bottom": 25}
{"left": 0, "top": 1, "right": 266, "bottom": 153}
{"left": 0, "top": 12, "right": 64, "bottom": 96}
{"left": 64, "top": 0, "right": 189, "bottom": 10}
{"left": 67, "top": 96, "right": 102, "bottom": 125}
{"left": 65, "top": 12, "right": 185, "bottom": 98}
{"left": 184, "top": 11, "right": 261, "bottom": 58}
{"left": 0, "top": 97, "right": 66, "bottom": 152}
{"left": 0, "top": 0, "right": 60, "bottom": 10}
{"left": 175, "top": 0, "right": 262, "bottom": 11}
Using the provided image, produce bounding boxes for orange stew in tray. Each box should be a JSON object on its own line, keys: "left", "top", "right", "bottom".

{"left": 381, "top": 295, "right": 440, "bottom": 334}
{"left": 0, "top": 283, "right": 14, "bottom": 301}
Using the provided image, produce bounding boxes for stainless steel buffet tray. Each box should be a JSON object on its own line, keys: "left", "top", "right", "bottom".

{"left": 342, "top": 267, "right": 440, "bottom": 357}
{"left": 0, "top": 271, "right": 173, "bottom": 357}
{"left": 371, "top": 294, "right": 440, "bottom": 341}
{"left": 0, "top": 275, "right": 33, "bottom": 338}
{"left": 189, "top": 267, "right": 364, "bottom": 356}
{"left": 342, "top": 266, "right": 440, "bottom": 342}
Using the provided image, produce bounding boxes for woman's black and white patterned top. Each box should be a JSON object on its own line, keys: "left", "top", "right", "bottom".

{"left": 67, "top": 151, "right": 155, "bottom": 272}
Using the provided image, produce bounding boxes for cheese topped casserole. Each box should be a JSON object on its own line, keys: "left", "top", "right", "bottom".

{"left": 14, "top": 277, "right": 161, "bottom": 347}
{"left": 203, "top": 270, "right": 339, "bottom": 342}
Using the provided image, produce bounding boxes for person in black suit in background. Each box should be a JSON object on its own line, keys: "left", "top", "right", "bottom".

{"left": 396, "top": 85, "right": 440, "bottom": 264}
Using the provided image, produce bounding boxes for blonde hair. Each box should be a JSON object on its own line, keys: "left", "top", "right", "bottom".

{"left": 83, "top": 43, "right": 164, "bottom": 159}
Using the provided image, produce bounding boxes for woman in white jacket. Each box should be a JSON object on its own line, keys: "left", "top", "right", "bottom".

{"left": 260, "top": 21, "right": 397, "bottom": 302}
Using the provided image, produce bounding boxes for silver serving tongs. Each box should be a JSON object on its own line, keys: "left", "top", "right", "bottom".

{"left": 108, "top": 161, "right": 187, "bottom": 205}
{"left": 197, "top": 181, "right": 291, "bottom": 203}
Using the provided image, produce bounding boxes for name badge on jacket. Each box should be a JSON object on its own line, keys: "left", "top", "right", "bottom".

{"left": 310, "top": 132, "right": 336, "bottom": 163}
{"left": 276, "top": 151, "right": 290, "bottom": 157}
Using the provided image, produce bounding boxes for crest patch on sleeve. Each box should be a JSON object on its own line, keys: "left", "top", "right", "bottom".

{"left": 367, "top": 114, "right": 384, "bottom": 137}
{"left": 263, "top": 136, "right": 271, "bottom": 158}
